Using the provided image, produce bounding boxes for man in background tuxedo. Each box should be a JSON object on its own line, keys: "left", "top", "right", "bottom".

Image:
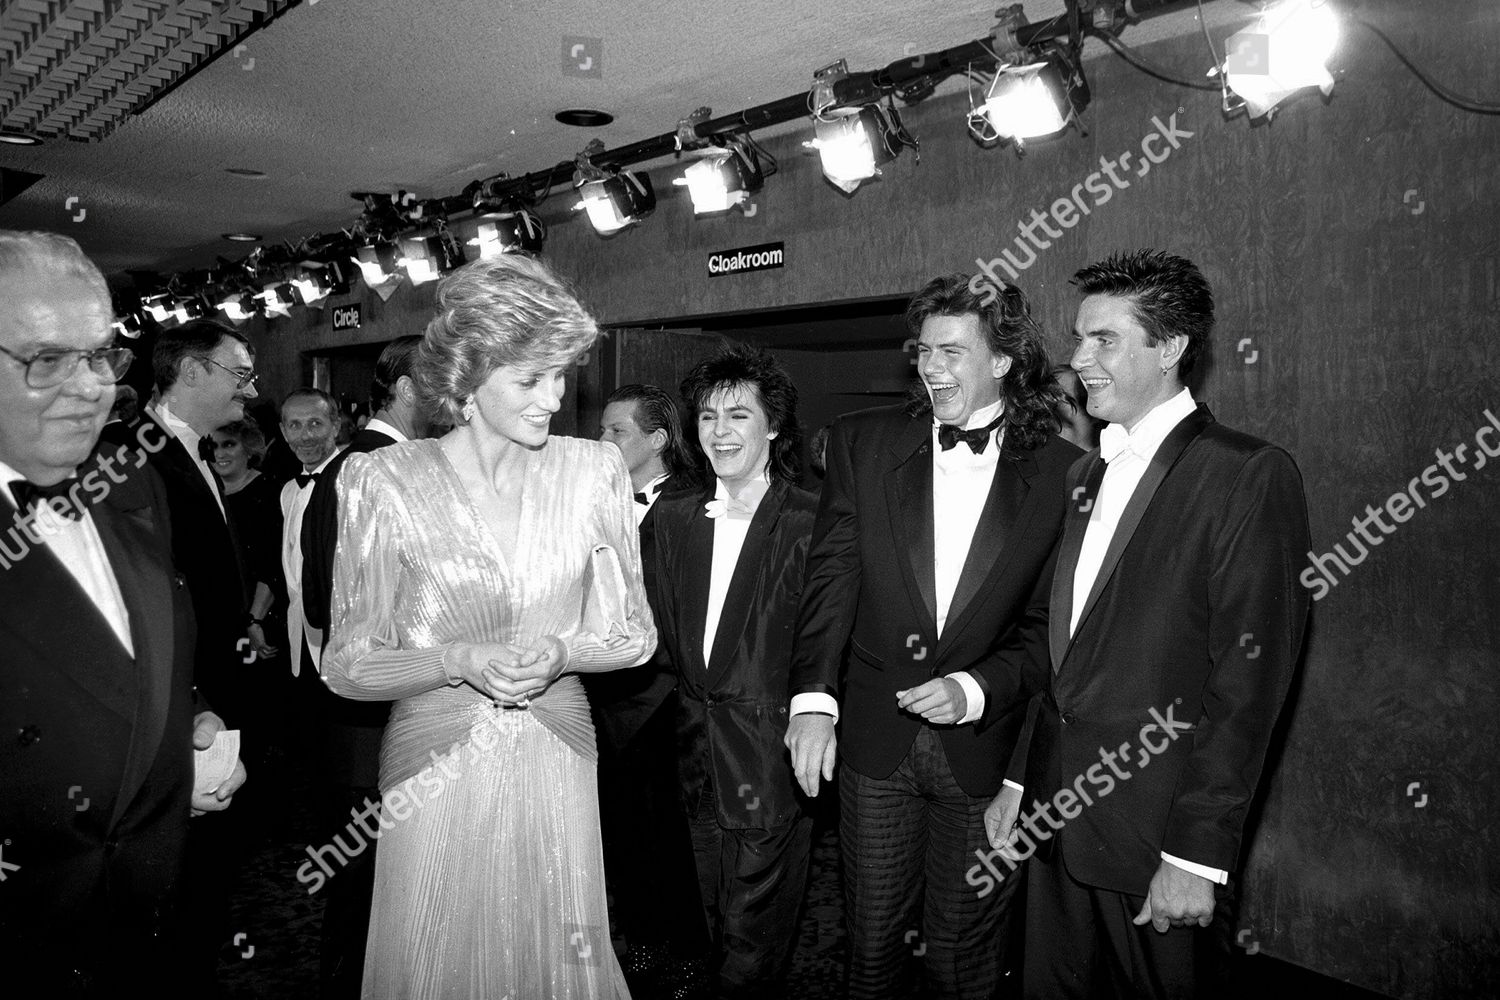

{"left": 102, "top": 315, "right": 259, "bottom": 985}
{"left": 989, "top": 250, "right": 1311, "bottom": 998}
{"left": 652, "top": 350, "right": 816, "bottom": 999}
{"left": 787, "top": 275, "right": 1078, "bottom": 999}
{"left": 591, "top": 383, "right": 709, "bottom": 997}
{"left": 299, "top": 334, "right": 424, "bottom": 998}
{"left": 0, "top": 230, "right": 244, "bottom": 995}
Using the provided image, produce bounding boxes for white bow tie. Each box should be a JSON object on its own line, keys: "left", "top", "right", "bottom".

{"left": 1099, "top": 424, "right": 1134, "bottom": 464}
{"left": 704, "top": 497, "right": 756, "bottom": 521}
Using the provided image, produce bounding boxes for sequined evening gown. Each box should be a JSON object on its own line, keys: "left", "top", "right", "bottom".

{"left": 322, "top": 436, "right": 656, "bottom": 999}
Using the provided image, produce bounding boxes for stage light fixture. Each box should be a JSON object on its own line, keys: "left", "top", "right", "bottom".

{"left": 171, "top": 295, "right": 211, "bottom": 325}
{"left": 216, "top": 292, "right": 259, "bottom": 323}
{"left": 292, "top": 261, "right": 349, "bottom": 304}
{"left": 574, "top": 171, "right": 657, "bottom": 235}
{"left": 1221, "top": 0, "right": 1339, "bottom": 118}
{"left": 141, "top": 292, "right": 174, "bottom": 324}
{"left": 806, "top": 106, "right": 904, "bottom": 194}
{"left": 674, "top": 140, "right": 765, "bottom": 215}
{"left": 255, "top": 283, "right": 301, "bottom": 318}
{"left": 398, "top": 233, "right": 465, "bottom": 286}
{"left": 471, "top": 211, "right": 546, "bottom": 258}
{"left": 969, "top": 50, "right": 1090, "bottom": 150}
{"left": 112, "top": 312, "right": 144, "bottom": 339}
{"left": 352, "top": 241, "right": 401, "bottom": 286}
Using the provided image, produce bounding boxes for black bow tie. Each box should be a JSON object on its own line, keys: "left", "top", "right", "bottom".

{"left": 937, "top": 415, "right": 1004, "bottom": 454}
{"left": 296, "top": 472, "right": 321, "bottom": 488}
{"left": 197, "top": 437, "right": 216, "bottom": 463}
{"left": 633, "top": 492, "right": 648, "bottom": 506}
{"left": 9, "top": 478, "right": 84, "bottom": 520}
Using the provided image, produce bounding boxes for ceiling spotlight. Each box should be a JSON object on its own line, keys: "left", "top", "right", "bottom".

{"left": 255, "top": 283, "right": 301, "bottom": 318}
{"left": 556, "top": 109, "right": 615, "bottom": 128}
{"left": 1221, "top": 0, "right": 1339, "bottom": 118}
{"left": 970, "top": 50, "right": 1090, "bottom": 150}
{"left": 0, "top": 131, "right": 42, "bottom": 146}
{"left": 141, "top": 292, "right": 175, "bottom": 324}
{"left": 471, "top": 211, "right": 547, "bottom": 258}
{"left": 352, "top": 241, "right": 401, "bottom": 286}
{"left": 574, "top": 171, "right": 656, "bottom": 236}
{"left": 112, "top": 312, "right": 144, "bottom": 339}
{"left": 217, "top": 292, "right": 260, "bottom": 323}
{"left": 398, "top": 233, "right": 465, "bottom": 285}
{"left": 292, "top": 262, "right": 349, "bottom": 304}
{"left": 222, "top": 232, "right": 262, "bottom": 243}
{"left": 674, "top": 140, "right": 765, "bottom": 215}
{"left": 805, "top": 106, "right": 912, "bottom": 195}
{"left": 172, "top": 295, "right": 211, "bottom": 325}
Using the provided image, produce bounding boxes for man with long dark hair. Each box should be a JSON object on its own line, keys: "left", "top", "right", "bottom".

{"left": 788, "top": 275, "right": 1080, "bottom": 998}
{"left": 651, "top": 347, "right": 816, "bottom": 999}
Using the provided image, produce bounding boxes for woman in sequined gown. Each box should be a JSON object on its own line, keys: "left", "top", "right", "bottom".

{"left": 322, "top": 255, "right": 656, "bottom": 999}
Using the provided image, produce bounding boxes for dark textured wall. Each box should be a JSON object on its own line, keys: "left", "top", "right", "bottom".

{"left": 241, "top": 4, "right": 1499, "bottom": 995}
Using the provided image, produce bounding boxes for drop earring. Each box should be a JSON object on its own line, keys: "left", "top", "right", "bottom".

{"left": 462, "top": 396, "right": 477, "bottom": 423}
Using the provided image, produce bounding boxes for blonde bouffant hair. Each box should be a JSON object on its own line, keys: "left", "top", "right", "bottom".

{"left": 417, "top": 254, "right": 600, "bottom": 426}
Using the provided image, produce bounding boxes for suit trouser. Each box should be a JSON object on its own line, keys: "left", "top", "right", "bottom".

{"left": 839, "top": 726, "right": 1022, "bottom": 1000}
{"left": 689, "top": 768, "right": 813, "bottom": 1000}
{"left": 1022, "top": 845, "right": 1234, "bottom": 1000}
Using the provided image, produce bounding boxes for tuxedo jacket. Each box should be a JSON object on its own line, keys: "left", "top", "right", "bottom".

{"left": 1024, "top": 404, "right": 1311, "bottom": 895}
{"left": 301, "top": 426, "right": 397, "bottom": 635}
{"left": 584, "top": 473, "right": 692, "bottom": 754}
{"left": 0, "top": 445, "right": 198, "bottom": 986}
{"left": 790, "top": 404, "right": 1079, "bottom": 799}
{"left": 103, "top": 415, "right": 248, "bottom": 720}
{"left": 652, "top": 480, "right": 817, "bottom": 830}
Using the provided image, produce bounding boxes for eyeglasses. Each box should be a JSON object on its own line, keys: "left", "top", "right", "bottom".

{"left": 0, "top": 343, "right": 134, "bottom": 389}
{"left": 196, "top": 355, "right": 260, "bottom": 390}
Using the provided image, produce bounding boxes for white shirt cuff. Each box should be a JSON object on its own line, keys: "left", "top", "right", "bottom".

{"left": 951, "top": 670, "right": 985, "bottom": 724}
{"left": 1161, "top": 852, "right": 1229, "bottom": 885}
{"left": 1003, "top": 779, "right": 1024, "bottom": 793}
{"left": 789, "top": 692, "right": 839, "bottom": 723}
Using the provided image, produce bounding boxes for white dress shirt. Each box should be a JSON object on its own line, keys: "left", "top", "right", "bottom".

{"left": 1067, "top": 388, "right": 1224, "bottom": 885}
{"left": 282, "top": 450, "right": 340, "bottom": 677}
{"left": 634, "top": 471, "right": 670, "bottom": 527}
{"left": 701, "top": 474, "right": 770, "bottom": 666}
{"left": 788, "top": 399, "right": 1001, "bottom": 727}
{"left": 0, "top": 460, "right": 133, "bottom": 656}
{"left": 362, "top": 417, "right": 408, "bottom": 444}
{"left": 148, "top": 400, "right": 226, "bottom": 519}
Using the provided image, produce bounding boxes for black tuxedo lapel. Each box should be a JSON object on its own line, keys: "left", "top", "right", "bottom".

{"left": 0, "top": 511, "right": 136, "bottom": 719}
{"left": 886, "top": 418, "right": 938, "bottom": 634}
{"left": 141, "top": 413, "right": 227, "bottom": 515}
{"left": 1066, "top": 405, "right": 1215, "bottom": 659}
{"left": 676, "top": 490, "right": 717, "bottom": 676}
{"left": 706, "top": 484, "right": 787, "bottom": 683}
{"left": 943, "top": 450, "right": 1036, "bottom": 643}
{"left": 90, "top": 484, "right": 176, "bottom": 829}
{"left": 1050, "top": 454, "right": 1105, "bottom": 671}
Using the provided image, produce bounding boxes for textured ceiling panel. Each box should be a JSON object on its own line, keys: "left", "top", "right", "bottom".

{"left": 0, "top": 0, "right": 291, "bottom": 141}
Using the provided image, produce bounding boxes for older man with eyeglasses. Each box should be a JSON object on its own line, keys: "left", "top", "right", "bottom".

{"left": 101, "top": 315, "right": 264, "bottom": 990}
{"left": 0, "top": 230, "right": 246, "bottom": 995}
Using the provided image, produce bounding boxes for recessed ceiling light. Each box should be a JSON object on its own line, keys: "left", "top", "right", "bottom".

{"left": 555, "top": 109, "right": 614, "bottom": 128}
{"left": 0, "top": 132, "right": 42, "bottom": 146}
{"left": 223, "top": 232, "right": 262, "bottom": 242}
{"left": 224, "top": 167, "right": 268, "bottom": 179}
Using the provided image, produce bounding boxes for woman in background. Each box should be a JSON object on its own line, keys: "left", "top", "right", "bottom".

{"left": 323, "top": 255, "right": 656, "bottom": 999}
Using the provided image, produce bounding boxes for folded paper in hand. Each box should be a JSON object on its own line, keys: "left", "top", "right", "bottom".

{"left": 194, "top": 728, "right": 241, "bottom": 796}
{"left": 581, "top": 544, "right": 630, "bottom": 646}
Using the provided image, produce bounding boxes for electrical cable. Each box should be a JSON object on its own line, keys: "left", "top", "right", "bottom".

{"left": 1355, "top": 17, "right": 1500, "bottom": 114}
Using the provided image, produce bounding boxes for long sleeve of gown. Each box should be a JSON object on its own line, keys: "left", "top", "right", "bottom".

{"left": 563, "top": 446, "right": 657, "bottom": 672}
{"left": 322, "top": 452, "right": 454, "bottom": 701}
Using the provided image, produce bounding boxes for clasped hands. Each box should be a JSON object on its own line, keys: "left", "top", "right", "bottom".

{"left": 452, "top": 637, "right": 568, "bottom": 707}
